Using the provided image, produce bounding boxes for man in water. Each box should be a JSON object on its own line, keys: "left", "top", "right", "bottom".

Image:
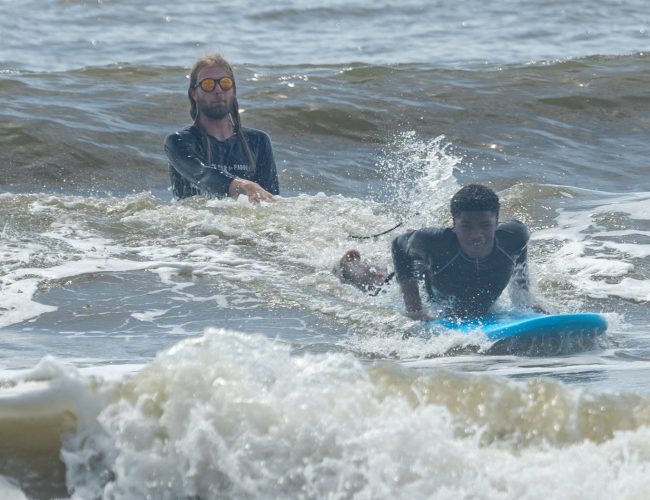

{"left": 338, "top": 184, "right": 542, "bottom": 319}
{"left": 164, "top": 54, "right": 279, "bottom": 203}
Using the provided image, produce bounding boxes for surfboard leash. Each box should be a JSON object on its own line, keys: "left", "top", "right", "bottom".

{"left": 348, "top": 212, "right": 420, "bottom": 240}
{"left": 368, "top": 271, "right": 396, "bottom": 296}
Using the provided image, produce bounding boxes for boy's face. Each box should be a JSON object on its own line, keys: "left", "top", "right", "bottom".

{"left": 453, "top": 210, "right": 498, "bottom": 259}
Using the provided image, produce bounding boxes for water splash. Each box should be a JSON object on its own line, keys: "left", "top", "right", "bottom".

{"left": 374, "top": 131, "right": 462, "bottom": 228}
{"left": 50, "top": 330, "right": 650, "bottom": 499}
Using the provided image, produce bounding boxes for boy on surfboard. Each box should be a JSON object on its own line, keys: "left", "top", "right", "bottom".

{"left": 338, "top": 184, "right": 545, "bottom": 319}
{"left": 164, "top": 54, "right": 279, "bottom": 203}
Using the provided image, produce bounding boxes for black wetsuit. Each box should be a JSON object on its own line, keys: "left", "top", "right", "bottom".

{"left": 164, "top": 125, "right": 279, "bottom": 199}
{"left": 391, "top": 220, "right": 529, "bottom": 317}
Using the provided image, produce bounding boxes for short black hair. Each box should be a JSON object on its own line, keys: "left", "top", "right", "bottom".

{"left": 450, "top": 184, "right": 500, "bottom": 218}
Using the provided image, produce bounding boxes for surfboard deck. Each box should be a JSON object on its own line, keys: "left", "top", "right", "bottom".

{"left": 422, "top": 312, "right": 608, "bottom": 355}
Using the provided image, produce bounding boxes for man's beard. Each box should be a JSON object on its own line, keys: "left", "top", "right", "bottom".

{"left": 198, "top": 100, "right": 232, "bottom": 121}
{"left": 201, "top": 104, "right": 231, "bottom": 120}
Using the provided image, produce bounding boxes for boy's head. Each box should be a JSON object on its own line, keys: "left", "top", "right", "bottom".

{"left": 450, "top": 184, "right": 500, "bottom": 221}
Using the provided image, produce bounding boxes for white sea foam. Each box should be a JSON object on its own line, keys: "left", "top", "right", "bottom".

{"left": 532, "top": 189, "right": 650, "bottom": 303}
{"left": 49, "top": 329, "right": 650, "bottom": 500}
{"left": 0, "top": 476, "right": 28, "bottom": 500}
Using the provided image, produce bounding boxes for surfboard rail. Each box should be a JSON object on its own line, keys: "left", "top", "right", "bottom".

{"left": 422, "top": 312, "right": 608, "bottom": 356}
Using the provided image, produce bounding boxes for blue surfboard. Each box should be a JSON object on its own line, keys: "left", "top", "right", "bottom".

{"left": 422, "top": 312, "right": 608, "bottom": 355}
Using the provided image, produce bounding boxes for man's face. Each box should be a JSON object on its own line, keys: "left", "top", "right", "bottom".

{"left": 191, "top": 64, "right": 235, "bottom": 121}
{"left": 453, "top": 210, "right": 498, "bottom": 259}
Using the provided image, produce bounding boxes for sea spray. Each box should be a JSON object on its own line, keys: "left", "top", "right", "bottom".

{"left": 373, "top": 131, "right": 461, "bottom": 227}
{"left": 55, "top": 329, "right": 650, "bottom": 499}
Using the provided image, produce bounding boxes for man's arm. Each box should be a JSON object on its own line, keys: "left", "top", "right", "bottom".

{"left": 391, "top": 232, "right": 433, "bottom": 320}
{"left": 510, "top": 246, "right": 547, "bottom": 313}
{"left": 398, "top": 279, "right": 433, "bottom": 320}
{"left": 164, "top": 131, "right": 235, "bottom": 197}
{"left": 254, "top": 132, "right": 280, "bottom": 196}
{"left": 499, "top": 220, "right": 546, "bottom": 312}
{"left": 228, "top": 130, "right": 277, "bottom": 203}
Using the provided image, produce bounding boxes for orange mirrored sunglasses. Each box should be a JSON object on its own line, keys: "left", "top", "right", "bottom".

{"left": 194, "top": 76, "right": 234, "bottom": 92}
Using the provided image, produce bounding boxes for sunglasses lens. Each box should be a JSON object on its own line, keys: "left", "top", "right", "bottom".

{"left": 219, "top": 77, "right": 233, "bottom": 91}
{"left": 199, "top": 79, "right": 217, "bottom": 92}
{"left": 198, "top": 77, "right": 233, "bottom": 92}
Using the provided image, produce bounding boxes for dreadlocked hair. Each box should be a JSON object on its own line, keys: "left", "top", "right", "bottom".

{"left": 187, "top": 54, "right": 256, "bottom": 173}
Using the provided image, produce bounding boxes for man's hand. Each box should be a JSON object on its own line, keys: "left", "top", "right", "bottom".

{"left": 228, "top": 178, "right": 275, "bottom": 204}
{"left": 406, "top": 309, "right": 434, "bottom": 321}
{"left": 398, "top": 279, "right": 433, "bottom": 320}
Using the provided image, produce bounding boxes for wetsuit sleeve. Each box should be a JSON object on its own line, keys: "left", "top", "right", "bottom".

{"left": 254, "top": 132, "right": 280, "bottom": 195}
{"left": 392, "top": 232, "right": 414, "bottom": 281}
{"left": 164, "top": 131, "right": 236, "bottom": 197}
{"left": 391, "top": 229, "right": 434, "bottom": 281}
{"left": 500, "top": 220, "right": 530, "bottom": 288}
{"left": 512, "top": 245, "right": 530, "bottom": 288}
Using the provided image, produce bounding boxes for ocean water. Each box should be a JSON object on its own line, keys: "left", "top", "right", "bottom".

{"left": 1, "top": 0, "right": 650, "bottom": 498}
